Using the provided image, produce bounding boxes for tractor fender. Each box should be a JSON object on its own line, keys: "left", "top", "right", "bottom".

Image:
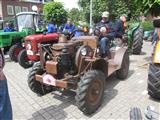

{"left": 113, "top": 47, "right": 127, "bottom": 69}
{"left": 153, "top": 40, "right": 160, "bottom": 63}
{"left": 92, "top": 59, "right": 108, "bottom": 77}
{"left": 12, "top": 37, "right": 23, "bottom": 45}
{"left": 128, "top": 23, "right": 141, "bottom": 46}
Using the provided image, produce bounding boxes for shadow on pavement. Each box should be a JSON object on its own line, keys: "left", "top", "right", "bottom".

{"left": 130, "top": 59, "right": 137, "bottom": 63}
{"left": 31, "top": 91, "right": 73, "bottom": 120}
{"left": 127, "top": 70, "right": 135, "bottom": 79}
{"left": 144, "top": 56, "right": 151, "bottom": 62}
{"left": 148, "top": 96, "right": 160, "bottom": 102}
{"left": 31, "top": 71, "right": 132, "bottom": 119}
{"left": 140, "top": 51, "right": 147, "bottom": 55}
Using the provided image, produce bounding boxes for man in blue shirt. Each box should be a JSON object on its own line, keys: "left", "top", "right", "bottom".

{"left": 97, "top": 11, "right": 116, "bottom": 57}
{"left": 47, "top": 20, "right": 57, "bottom": 33}
{"left": 3, "top": 22, "right": 14, "bottom": 32}
{"left": 63, "top": 18, "right": 76, "bottom": 33}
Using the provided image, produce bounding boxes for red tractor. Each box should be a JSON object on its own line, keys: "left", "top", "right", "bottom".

{"left": 18, "top": 33, "right": 59, "bottom": 68}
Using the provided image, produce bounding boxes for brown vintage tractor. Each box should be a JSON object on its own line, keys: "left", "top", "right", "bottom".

{"left": 27, "top": 36, "right": 129, "bottom": 115}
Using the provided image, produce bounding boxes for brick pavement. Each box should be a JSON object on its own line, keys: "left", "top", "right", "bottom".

{"left": 3, "top": 41, "right": 160, "bottom": 120}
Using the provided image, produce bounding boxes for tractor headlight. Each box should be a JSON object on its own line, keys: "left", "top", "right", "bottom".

{"left": 81, "top": 47, "right": 87, "bottom": 56}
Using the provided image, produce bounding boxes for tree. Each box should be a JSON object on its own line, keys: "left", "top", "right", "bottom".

{"left": 78, "top": 0, "right": 108, "bottom": 23}
{"left": 68, "top": 8, "right": 82, "bottom": 23}
{"left": 142, "top": 0, "right": 160, "bottom": 16}
{"left": 43, "top": 2, "right": 68, "bottom": 25}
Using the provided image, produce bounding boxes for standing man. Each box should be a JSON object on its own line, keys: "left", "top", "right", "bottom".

{"left": 0, "top": 48, "right": 12, "bottom": 120}
{"left": 97, "top": 11, "right": 115, "bottom": 57}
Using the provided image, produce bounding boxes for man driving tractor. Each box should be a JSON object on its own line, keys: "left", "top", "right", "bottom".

{"left": 97, "top": 12, "right": 127, "bottom": 57}
{"left": 97, "top": 11, "right": 116, "bottom": 57}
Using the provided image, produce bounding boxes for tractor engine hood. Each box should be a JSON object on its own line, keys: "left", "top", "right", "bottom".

{"left": 25, "top": 33, "right": 59, "bottom": 42}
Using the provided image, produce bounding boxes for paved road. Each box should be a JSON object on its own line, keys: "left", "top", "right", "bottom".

{"left": 4, "top": 41, "right": 160, "bottom": 120}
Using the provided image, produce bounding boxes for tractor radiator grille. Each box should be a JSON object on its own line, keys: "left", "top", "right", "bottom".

{"left": 2, "top": 35, "right": 9, "bottom": 39}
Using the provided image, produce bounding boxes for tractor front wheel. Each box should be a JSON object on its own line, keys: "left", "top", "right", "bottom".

{"left": 9, "top": 44, "right": 23, "bottom": 62}
{"left": 28, "top": 62, "right": 52, "bottom": 96}
{"left": 75, "top": 70, "right": 105, "bottom": 115}
{"left": 132, "top": 27, "right": 143, "bottom": 54}
{"left": 148, "top": 63, "right": 160, "bottom": 99}
{"left": 18, "top": 49, "right": 33, "bottom": 69}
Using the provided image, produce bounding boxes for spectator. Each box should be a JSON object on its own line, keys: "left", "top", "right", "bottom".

{"left": 47, "top": 20, "right": 57, "bottom": 33}
{"left": 3, "top": 22, "right": 14, "bottom": 32}
{"left": 115, "top": 14, "right": 127, "bottom": 38}
{"left": 0, "top": 48, "right": 12, "bottom": 120}
{"left": 63, "top": 18, "right": 76, "bottom": 33}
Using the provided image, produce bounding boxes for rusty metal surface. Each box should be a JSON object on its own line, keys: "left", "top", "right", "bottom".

{"left": 72, "top": 36, "right": 98, "bottom": 49}
{"left": 113, "top": 47, "right": 127, "bottom": 69}
{"left": 35, "top": 74, "right": 68, "bottom": 88}
{"left": 45, "top": 61, "right": 58, "bottom": 74}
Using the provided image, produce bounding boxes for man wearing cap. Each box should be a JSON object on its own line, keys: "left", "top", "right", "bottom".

{"left": 96, "top": 11, "right": 115, "bottom": 57}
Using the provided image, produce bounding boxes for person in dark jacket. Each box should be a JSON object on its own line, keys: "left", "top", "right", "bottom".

{"left": 97, "top": 11, "right": 116, "bottom": 57}
{"left": 0, "top": 48, "right": 12, "bottom": 120}
{"left": 115, "top": 15, "right": 127, "bottom": 38}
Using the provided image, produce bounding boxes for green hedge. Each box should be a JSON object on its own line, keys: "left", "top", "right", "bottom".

{"left": 141, "top": 21, "right": 154, "bottom": 31}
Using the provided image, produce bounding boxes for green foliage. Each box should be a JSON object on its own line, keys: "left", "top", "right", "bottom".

{"left": 144, "top": 0, "right": 160, "bottom": 16}
{"left": 108, "top": 0, "right": 130, "bottom": 19}
{"left": 78, "top": 0, "right": 144, "bottom": 23}
{"left": 78, "top": 0, "right": 108, "bottom": 23}
{"left": 68, "top": 8, "right": 83, "bottom": 23}
{"left": 43, "top": 2, "right": 67, "bottom": 25}
{"left": 141, "top": 21, "right": 154, "bottom": 31}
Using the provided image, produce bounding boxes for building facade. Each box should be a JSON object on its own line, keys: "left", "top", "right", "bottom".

{"left": 0, "top": 0, "right": 52, "bottom": 19}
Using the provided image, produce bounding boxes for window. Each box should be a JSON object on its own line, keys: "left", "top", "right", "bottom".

{"left": 15, "top": 6, "right": 21, "bottom": 14}
{"left": 22, "top": 7, "right": 28, "bottom": 12}
{"left": 7, "top": 5, "right": 14, "bottom": 15}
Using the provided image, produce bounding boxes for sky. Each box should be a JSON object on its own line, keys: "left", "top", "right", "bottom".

{"left": 54, "top": 0, "right": 79, "bottom": 10}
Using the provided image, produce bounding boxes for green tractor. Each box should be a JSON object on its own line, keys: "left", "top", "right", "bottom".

{"left": 0, "top": 12, "right": 45, "bottom": 61}
{"left": 127, "top": 22, "right": 144, "bottom": 54}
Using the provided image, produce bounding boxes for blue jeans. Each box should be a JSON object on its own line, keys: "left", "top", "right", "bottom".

{"left": 100, "top": 33, "right": 115, "bottom": 56}
{"left": 0, "top": 80, "right": 12, "bottom": 120}
{"left": 100, "top": 37, "right": 109, "bottom": 55}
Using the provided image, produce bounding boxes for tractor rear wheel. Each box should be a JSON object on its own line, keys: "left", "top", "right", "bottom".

{"left": 9, "top": 44, "right": 23, "bottom": 62}
{"left": 75, "top": 70, "right": 105, "bottom": 115}
{"left": 18, "top": 49, "right": 33, "bottom": 69}
{"left": 148, "top": 63, "right": 160, "bottom": 99}
{"left": 28, "top": 62, "right": 52, "bottom": 96}
{"left": 116, "top": 50, "right": 129, "bottom": 79}
{"left": 132, "top": 27, "right": 143, "bottom": 54}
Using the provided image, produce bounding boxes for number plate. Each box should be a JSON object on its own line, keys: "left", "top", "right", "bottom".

{"left": 43, "top": 74, "right": 56, "bottom": 86}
